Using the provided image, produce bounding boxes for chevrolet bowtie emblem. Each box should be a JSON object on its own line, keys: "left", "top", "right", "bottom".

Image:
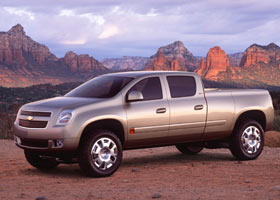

{"left": 27, "top": 116, "right": 34, "bottom": 121}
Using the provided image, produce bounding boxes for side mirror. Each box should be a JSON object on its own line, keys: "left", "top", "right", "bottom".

{"left": 127, "top": 91, "right": 144, "bottom": 102}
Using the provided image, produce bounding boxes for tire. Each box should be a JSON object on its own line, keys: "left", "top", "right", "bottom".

{"left": 24, "top": 150, "right": 59, "bottom": 170}
{"left": 229, "top": 120, "right": 264, "bottom": 160}
{"left": 79, "top": 129, "right": 123, "bottom": 177}
{"left": 176, "top": 144, "right": 203, "bottom": 155}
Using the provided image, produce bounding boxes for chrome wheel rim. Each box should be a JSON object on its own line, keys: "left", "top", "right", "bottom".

{"left": 241, "top": 126, "right": 261, "bottom": 154}
{"left": 91, "top": 137, "right": 118, "bottom": 170}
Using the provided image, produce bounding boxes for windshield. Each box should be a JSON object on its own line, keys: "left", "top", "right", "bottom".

{"left": 65, "top": 76, "right": 134, "bottom": 98}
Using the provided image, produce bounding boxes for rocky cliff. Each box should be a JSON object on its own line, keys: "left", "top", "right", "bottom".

{"left": 62, "top": 51, "right": 106, "bottom": 73}
{"left": 102, "top": 56, "right": 148, "bottom": 71}
{"left": 197, "top": 46, "right": 230, "bottom": 80}
{"left": 0, "top": 24, "right": 58, "bottom": 66}
{"left": 240, "top": 43, "right": 280, "bottom": 68}
{"left": 1, "top": 24, "right": 280, "bottom": 89}
{"left": 197, "top": 43, "right": 280, "bottom": 87}
{"left": 145, "top": 50, "right": 171, "bottom": 71}
{"left": 144, "top": 41, "right": 200, "bottom": 71}
{"left": 0, "top": 24, "right": 107, "bottom": 87}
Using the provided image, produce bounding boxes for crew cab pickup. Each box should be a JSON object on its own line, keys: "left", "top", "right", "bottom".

{"left": 14, "top": 71, "right": 274, "bottom": 177}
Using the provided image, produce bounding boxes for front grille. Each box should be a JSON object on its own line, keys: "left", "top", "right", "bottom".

{"left": 21, "top": 138, "right": 48, "bottom": 148}
{"left": 20, "top": 110, "right": 51, "bottom": 117}
{"left": 19, "top": 119, "right": 48, "bottom": 128}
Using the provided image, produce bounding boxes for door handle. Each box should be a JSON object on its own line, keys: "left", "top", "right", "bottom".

{"left": 156, "top": 108, "right": 166, "bottom": 114}
{"left": 194, "top": 105, "right": 203, "bottom": 110}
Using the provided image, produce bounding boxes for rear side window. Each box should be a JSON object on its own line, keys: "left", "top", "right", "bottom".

{"left": 167, "top": 76, "right": 196, "bottom": 98}
{"left": 128, "top": 77, "right": 163, "bottom": 100}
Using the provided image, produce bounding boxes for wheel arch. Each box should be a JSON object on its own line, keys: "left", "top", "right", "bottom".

{"left": 78, "top": 119, "right": 126, "bottom": 150}
{"left": 233, "top": 110, "right": 266, "bottom": 134}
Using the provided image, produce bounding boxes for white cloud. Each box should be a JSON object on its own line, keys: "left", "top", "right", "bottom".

{"left": 0, "top": 0, "right": 280, "bottom": 58}
{"left": 80, "top": 13, "right": 105, "bottom": 25}
{"left": 59, "top": 9, "right": 75, "bottom": 17}
{"left": 111, "top": 6, "right": 125, "bottom": 15}
{"left": 59, "top": 9, "right": 105, "bottom": 25}
{"left": 3, "top": 7, "right": 35, "bottom": 20}
{"left": 146, "top": 9, "right": 158, "bottom": 17}
{"left": 60, "top": 38, "right": 87, "bottom": 45}
{"left": 98, "top": 25, "right": 120, "bottom": 39}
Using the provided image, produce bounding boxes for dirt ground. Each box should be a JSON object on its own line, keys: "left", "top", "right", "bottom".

{"left": 265, "top": 131, "right": 280, "bottom": 147}
{"left": 0, "top": 139, "right": 280, "bottom": 200}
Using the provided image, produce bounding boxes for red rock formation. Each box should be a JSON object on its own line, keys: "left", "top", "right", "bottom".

{"left": 206, "top": 46, "right": 229, "bottom": 70}
{"left": 144, "top": 41, "right": 199, "bottom": 71}
{"left": 63, "top": 51, "right": 78, "bottom": 72}
{"left": 63, "top": 51, "right": 106, "bottom": 73}
{"left": 171, "top": 59, "right": 179, "bottom": 71}
{"left": 240, "top": 46, "right": 269, "bottom": 67}
{"left": 240, "top": 43, "right": 280, "bottom": 68}
{"left": 197, "top": 58, "right": 206, "bottom": 74}
{"left": 0, "top": 24, "right": 56, "bottom": 66}
{"left": 0, "top": 24, "right": 107, "bottom": 87}
{"left": 152, "top": 51, "right": 170, "bottom": 70}
{"left": 145, "top": 51, "right": 167, "bottom": 71}
{"left": 145, "top": 50, "right": 182, "bottom": 71}
{"left": 197, "top": 46, "right": 229, "bottom": 80}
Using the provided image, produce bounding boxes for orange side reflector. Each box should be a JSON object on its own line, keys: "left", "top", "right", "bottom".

{"left": 130, "top": 128, "right": 135, "bottom": 134}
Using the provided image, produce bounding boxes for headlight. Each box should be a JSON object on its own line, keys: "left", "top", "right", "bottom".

{"left": 56, "top": 110, "right": 74, "bottom": 125}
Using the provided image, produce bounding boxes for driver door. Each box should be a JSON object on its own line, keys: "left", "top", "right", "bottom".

{"left": 124, "top": 76, "right": 170, "bottom": 147}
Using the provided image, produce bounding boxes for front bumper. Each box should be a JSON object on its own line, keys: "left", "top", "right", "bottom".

{"left": 13, "top": 123, "right": 79, "bottom": 154}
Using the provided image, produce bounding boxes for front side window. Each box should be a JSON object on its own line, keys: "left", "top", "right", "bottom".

{"left": 128, "top": 77, "right": 163, "bottom": 101}
{"left": 167, "top": 76, "right": 196, "bottom": 98}
{"left": 66, "top": 76, "right": 134, "bottom": 98}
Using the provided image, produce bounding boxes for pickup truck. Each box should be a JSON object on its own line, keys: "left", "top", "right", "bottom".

{"left": 14, "top": 71, "right": 274, "bottom": 177}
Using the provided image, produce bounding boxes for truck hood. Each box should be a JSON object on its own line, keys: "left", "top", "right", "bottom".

{"left": 22, "top": 96, "right": 103, "bottom": 111}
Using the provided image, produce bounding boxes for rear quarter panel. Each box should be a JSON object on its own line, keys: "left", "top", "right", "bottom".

{"left": 232, "top": 90, "right": 274, "bottom": 131}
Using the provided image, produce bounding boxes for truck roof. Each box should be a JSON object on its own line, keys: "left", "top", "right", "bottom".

{"left": 103, "top": 71, "right": 197, "bottom": 78}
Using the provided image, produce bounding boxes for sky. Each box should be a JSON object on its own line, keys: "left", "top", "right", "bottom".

{"left": 0, "top": 0, "right": 280, "bottom": 60}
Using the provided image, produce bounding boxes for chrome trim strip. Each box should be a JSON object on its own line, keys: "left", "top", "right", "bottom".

{"left": 134, "top": 120, "right": 226, "bottom": 134}
{"left": 206, "top": 120, "right": 226, "bottom": 126}
{"left": 169, "top": 121, "right": 206, "bottom": 130}
{"left": 19, "top": 116, "right": 51, "bottom": 121}
{"left": 134, "top": 124, "right": 169, "bottom": 133}
{"left": 20, "top": 110, "right": 53, "bottom": 118}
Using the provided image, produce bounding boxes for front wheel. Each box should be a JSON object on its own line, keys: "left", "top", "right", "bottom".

{"left": 24, "top": 150, "right": 59, "bottom": 170}
{"left": 79, "top": 130, "right": 123, "bottom": 177}
{"left": 229, "top": 120, "right": 264, "bottom": 160}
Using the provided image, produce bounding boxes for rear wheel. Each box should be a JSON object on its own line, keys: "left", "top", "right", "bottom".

{"left": 24, "top": 150, "right": 59, "bottom": 170}
{"left": 229, "top": 120, "right": 264, "bottom": 160}
{"left": 79, "top": 129, "right": 122, "bottom": 177}
{"left": 176, "top": 144, "right": 203, "bottom": 155}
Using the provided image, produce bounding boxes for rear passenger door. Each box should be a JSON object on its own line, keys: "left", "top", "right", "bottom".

{"left": 165, "top": 75, "right": 207, "bottom": 141}
{"left": 124, "top": 76, "right": 170, "bottom": 147}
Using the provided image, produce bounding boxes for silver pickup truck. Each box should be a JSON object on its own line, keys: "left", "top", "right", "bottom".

{"left": 14, "top": 71, "right": 274, "bottom": 177}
